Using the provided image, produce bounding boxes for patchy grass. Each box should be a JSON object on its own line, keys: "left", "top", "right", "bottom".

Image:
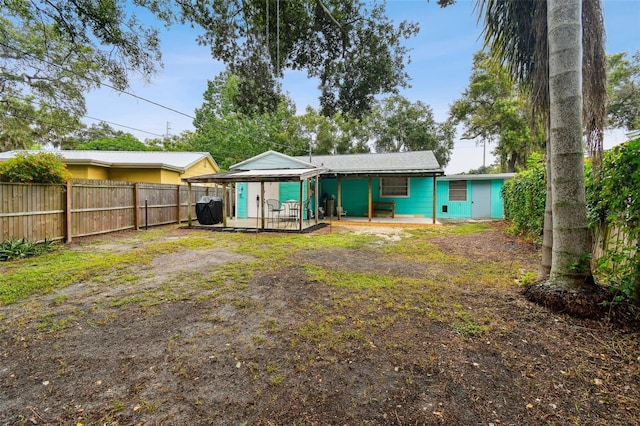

{"left": 0, "top": 223, "right": 638, "bottom": 426}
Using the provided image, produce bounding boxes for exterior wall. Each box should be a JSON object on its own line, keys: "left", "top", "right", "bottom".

{"left": 108, "top": 168, "right": 163, "bottom": 183}
{"left": 66, "top": 165, "right": 109, "bottom": 180}
{"left": 236, "top": 183, "right": 248, "bottom": 218}
{"left": 490, "top": 180, "right": 505, "bottom": 219}
{"left": 436, "top": 180, "right": 472, "bottom": 218}
{"left": 436, "top": 178, "right": 507, "bottom": 219}
{"left": 320, "top": 176, "right": 435, "bottom": 217}
{"left": 181, "top": 158, "right": 219, "bottom": 180}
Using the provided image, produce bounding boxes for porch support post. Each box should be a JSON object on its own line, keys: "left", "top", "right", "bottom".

{"left": 368, "top": 176, "right": 373, "bottom": 222}
{"left": 222, "top": 183, "right": 228, "bottom": 227}
{"left": 337, "top": 176, "right": 342, "bottom": 221}
{"left": 187, "top": 182, "right": 192, "bottom": 227}
{"left": 260, "top": 181, "right": 265, "bottom": 229}
{"left": 432, "top": 175, "right": 437, "bottom": 224}
{"left": 298, "top": 179, "right": 304, "bottom": 231}
{"left": 314, "top": 176, "right": 319, "bottom": 225}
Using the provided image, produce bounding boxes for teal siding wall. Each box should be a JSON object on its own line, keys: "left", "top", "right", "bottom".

{"left": 279, "top": 182, "right": 310, "bottom": 219}
{"left": 320, "top": 177, "right": 435, "bottom": 217}
{"left": 436, "top": 181, "right": 472, "bottom": 218}
{"left": 236, "top": 182, "right": 248, "bottom": 218}
{"left": 490, "top": 180, "right": 505, "bottom": 219}
{"left": 436, "top": 179, "right": 507, "bottom": 219}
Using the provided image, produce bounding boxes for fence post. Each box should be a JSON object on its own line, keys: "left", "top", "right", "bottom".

{"left": 134, "top": 182, "right": 140, "bottom": 230}
{"left": 176, "top": 185, "right": 181, "bottom": 224}
{"left": 65, "top": 180, "right": 72, "bottom": 243}
{"left": 187, "top": 183, "right": 192, "bottom": 226}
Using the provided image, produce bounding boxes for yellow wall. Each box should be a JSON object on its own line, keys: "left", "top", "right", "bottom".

{"left": 182, "top": 158, "right": 219, "bottom": 179}
{"left": 65, "top": 157, "right": 218, "bottom": 184}
{"left": 66, "top": 165, "right": 109, "bottom": 180}
{"left": 108, "top": 168, "right": 162, "bottom": 183}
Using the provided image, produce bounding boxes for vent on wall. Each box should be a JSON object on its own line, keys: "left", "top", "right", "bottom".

{"left": 442, "top": 205, "right": 448, "bottom": 213}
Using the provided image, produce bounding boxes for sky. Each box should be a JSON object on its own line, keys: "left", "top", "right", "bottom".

{"left": 84, "top": 0, "right": 640, "bottom": 174}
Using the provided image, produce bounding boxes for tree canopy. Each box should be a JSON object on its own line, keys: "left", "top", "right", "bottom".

{"left": 449, "top": 51, "right": 543, "bottom": 172}
{"left": 607, "top": 51, "right": 640, "bottom": 130}
{"left": 179, "top": 0, "right": 418, "bottom": 118}
{"left": 1, "top": 0, "right": 172, "bottom": 149}
{"left": 372, "top": 95, "right": 454, "bottom": 167}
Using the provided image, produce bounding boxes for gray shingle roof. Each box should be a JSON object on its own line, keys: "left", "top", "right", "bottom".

{"left": 294, "top": 151, "right": 442, "bottom": 174}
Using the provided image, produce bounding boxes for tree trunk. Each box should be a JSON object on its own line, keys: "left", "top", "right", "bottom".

{"left": 547, "top": 0, "right": 595, "bottom": 291}
{"left": 539, "top": 136, "right": 553, "bottom": 280}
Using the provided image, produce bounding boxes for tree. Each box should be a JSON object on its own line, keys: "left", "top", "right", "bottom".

{"left": 191, "top": 72, "right": 306, "bottom": 170}
{"left": 179, "top": 0, "right": 418, "bottom": 117}
{"left": 1, "top": 1, "right": 172, "bottom": 147}
{"left": 477, "top": 0, "right": 607, "bottom": 290}
{"left": 0, "top": 95, "right": 82, "bottom": 150}
{"left": 76, "top": 135, "right": 148, "bottom": 152}
{"left": 546, "top": 0, "right": 594, "bottom": 290}
{"left": 372, "top": 95, "right": 454, "bottom": 167}
{"left": 449, "top": 51, "right": 543, "bottom": 172}
{"left": 607, "top": 51, "right": 640, "bottom": 130}
{"left": 294, "top": 107, "right": 372, "bottom": 155}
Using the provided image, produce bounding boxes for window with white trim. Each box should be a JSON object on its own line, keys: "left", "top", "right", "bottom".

{"left": 380, "top": 177, "right": 409, "bottom": 197}
{"left": 449, "top": 180, "right": 467, "bottom": 201}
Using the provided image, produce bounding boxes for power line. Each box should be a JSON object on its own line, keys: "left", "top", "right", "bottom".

{"left": 0, "top": 41, "right": 196, "bottom": 120}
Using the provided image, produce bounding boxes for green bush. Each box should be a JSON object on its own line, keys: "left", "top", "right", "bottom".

{"left": 587, "top": 137, "right": 640, "bottom": 303}
{"left": 501, "top": 160, "right": 546, "bottom": 241}
{"left": 0, "top": 152, "right": 70, "bottom": 184}
{"left": 503, "top": 138, "right": 639, "bottom": 304}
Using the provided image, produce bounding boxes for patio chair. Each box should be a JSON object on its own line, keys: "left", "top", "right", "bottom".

{"left": 265, "top": 199, "right": 283, "bottom": 227}
{"left": 337, "top": 206, "right": 347, "bottom": 217}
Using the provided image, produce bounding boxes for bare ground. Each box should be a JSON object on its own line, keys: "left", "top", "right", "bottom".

{"left": 0, "top": 222, "right": 638, "bottom": 425}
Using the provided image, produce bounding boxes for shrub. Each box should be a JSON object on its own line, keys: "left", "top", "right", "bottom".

{"left": 0, "top": 152, "right": 70, "bottom": 184}
{"left": 501, "top": 160, "right": 546, "bottom": 241}
{"left": 0, "top": 238, "right": 57, "bottom": 261}
{"left": 587, "top": 138, "right": 640, "bottom": 304}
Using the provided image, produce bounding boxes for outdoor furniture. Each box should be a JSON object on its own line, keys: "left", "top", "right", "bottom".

{"left": 337, "top": 206, "right": 347, "bottom": 217}
{"left": 265, "top": 199, "right": 283, "bottom": 227}
{"left": 282, "top": 200, "right": 300, "bottom": 228}
{"left": 371, "top": 201, "right": 395, "bottom": 218}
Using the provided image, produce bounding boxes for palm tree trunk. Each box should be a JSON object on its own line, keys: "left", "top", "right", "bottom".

{"left": 547, "top": 0, "right": 594, "bottom": 291}
{"left": 539, "top": 135, "right": 553, "bottom": 280}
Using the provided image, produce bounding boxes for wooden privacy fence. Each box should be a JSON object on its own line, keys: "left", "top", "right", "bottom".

{"left": 0, "top": 179, "right": 229, "bottom": 243}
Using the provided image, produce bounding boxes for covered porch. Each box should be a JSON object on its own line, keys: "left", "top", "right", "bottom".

{"left": 182, "top": 167, "right": 326, "bottom": 233}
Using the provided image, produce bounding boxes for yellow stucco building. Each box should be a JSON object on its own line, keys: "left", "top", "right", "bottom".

{"left": 1, "top": 151, "right": 219, "bottom": 184}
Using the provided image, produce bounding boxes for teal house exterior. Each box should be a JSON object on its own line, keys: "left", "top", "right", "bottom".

{"left": 435, "top": 174, "right": 515, "bottom": 220}
{"left": 296, "top": 151, "right": 444, "bottom": 221}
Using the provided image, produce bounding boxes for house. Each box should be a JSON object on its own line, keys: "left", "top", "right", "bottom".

{"left": 436, "top": 173, "right": 515, "bottom": 220}
{"left": 0, "top": 150, "right": 219, "bottom": 185}
{"left": 296, "top": 151, "right": 444, "bottom": 221}
{"left": 183, "top": 150, "right": 444, "bottom": 229}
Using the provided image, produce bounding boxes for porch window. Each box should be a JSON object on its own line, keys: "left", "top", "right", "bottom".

{"left": 380, "top": 177, "right": 409, "bottom": 197}
{"left": 449, "top": 180, "right": 467, "bottom": 201}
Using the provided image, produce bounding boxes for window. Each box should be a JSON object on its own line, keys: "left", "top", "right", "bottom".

{"left": 449, "top": 180, "right": 467, "bottom": 201}
{"left": 380, "top": 177, "right": 409, "bottom": 197}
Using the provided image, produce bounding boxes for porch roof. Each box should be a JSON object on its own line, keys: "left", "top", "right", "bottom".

{"left": 182, "top": 167, "right": 326, "bottom": 184}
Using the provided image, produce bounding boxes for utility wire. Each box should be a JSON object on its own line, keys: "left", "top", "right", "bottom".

{"left": 1, "top": 42, "right": 318, "bottom": 155}
{"left": 0, "top": 41, "right": 196, "bottom": 119}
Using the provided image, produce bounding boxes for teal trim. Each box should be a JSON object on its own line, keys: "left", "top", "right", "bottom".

{"left": 236, "top": 182, "right": 248, "bottom": 218}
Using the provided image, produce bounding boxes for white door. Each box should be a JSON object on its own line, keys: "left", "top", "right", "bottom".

{"left": 246, "top": 182, "right": 279, "bottom": 218}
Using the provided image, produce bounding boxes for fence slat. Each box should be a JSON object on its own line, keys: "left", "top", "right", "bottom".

{"left": 1, "top": 179, "right": 222, "bottom": 242}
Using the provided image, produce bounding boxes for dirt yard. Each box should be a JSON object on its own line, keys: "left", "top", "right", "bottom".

{"left": 0, "top": 222, "right": 638, "bottom": 425}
